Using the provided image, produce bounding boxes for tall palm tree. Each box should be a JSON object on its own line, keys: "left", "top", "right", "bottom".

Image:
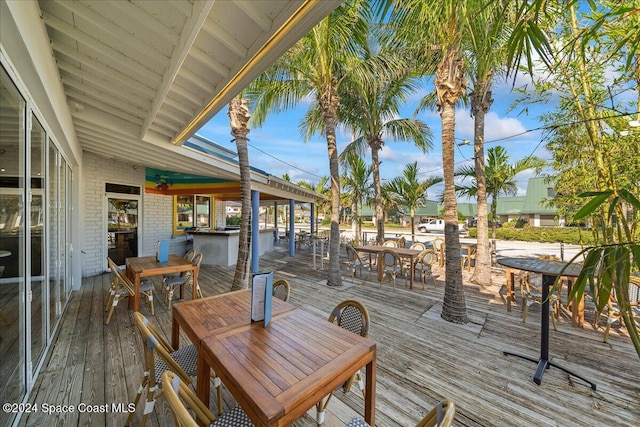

{"left": 340, "top": 35, "right": 433, "bottom": 245}
{"left": 385, "top": 0, "right": 475, "bottom": 323}
{"left": 297, "top": 177, "right": 331, "bottom": 229}
{"left": 248, "top": 0, "right": 371, "bottom": 286}
{"left": 228, "top": 97, "right": 252, "bottom": 290}
{"left": 384, "top": 162, "right": 443, "bottom": 243}
{"left": 341, "top": 154, "right": 373, "bottom": 245}
{"left": 456, "top": 146, "right": 545, "bottom": 259}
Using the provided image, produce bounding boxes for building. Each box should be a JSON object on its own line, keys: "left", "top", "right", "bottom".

{"left": 0, "top": 1, "right": 340, "bottom": 425}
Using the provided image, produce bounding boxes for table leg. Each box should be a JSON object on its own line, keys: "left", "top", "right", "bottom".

{"left": 129, "top": 275, "right": 141, "bottom": 312}
{"left": 192, "top": 266, "right": 199, "bottom": 300}
{"left": 364, "top": 356, "right": 376, "bottom": 426}
{"left": 409, "top": 255, "right": 414, "bottom": 289}
{"left": 197, "top": 353, "right": 211, "bottom": 409}
{"left": 171, "top": 316, "right": 180, "bottom": 349}
{"left": 506, "top": 268, "right": 513, "bottom": 312}
{"left": 503, "top": 274, "right": 596, "bottom": 390}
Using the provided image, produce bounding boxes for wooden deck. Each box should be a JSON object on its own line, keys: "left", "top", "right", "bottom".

{"left": 20, "top": 245, "right": 639, "bottom": 426}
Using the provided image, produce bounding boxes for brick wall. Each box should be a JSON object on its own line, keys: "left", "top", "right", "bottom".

{"left": 82, "top": 152, "right": 188, "bottom": 276}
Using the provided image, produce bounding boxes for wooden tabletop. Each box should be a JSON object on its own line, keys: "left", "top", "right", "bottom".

{"left": 171, "top": 289, "right": 294, "bottom": 349}
{"left": 497, "top": 256, "right": 582, "bottom": 278}
{"left": 200, "top": 307, "right": 377, "bottom": 427}
{"left": 353, "top": 245, "right": 422, "bottom": 288}
{"left": 125, "top": 254, "right": 196, "bottom": 311}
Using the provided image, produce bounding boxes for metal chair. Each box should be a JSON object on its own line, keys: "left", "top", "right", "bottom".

{"left": 382, "top": 239, "right": 398, "bottom": 247}
{"left": 432, "top": 237, "right": 445, "bottom": 266}
{"left": 414, "top": 249, "right": 437, "bottom": 288}
{"left": 409, "top": 242, "right": 427, "bottom": 251}
{"left": 346, "top": 399, "right": 455, "bottom": 427}
{"left": 105, "top": 256, "right": 155, "bottom": 325}
{"left": 126, "top": 312, "right": 223, "bottom": 426}
{"left": 316, "top": 300, "right": 370, "bottom": 426}
{"left": 163, "top": 252, "right": 202, "bottom": 310}
{"left": 161, "top": 249, "right": 196, "bottom": 297}
{"left": 161, "top": 370, "right": 254, "bottom": 427}
{"left": 521, "top": 272, "right": 560, "bottom": 331}
{"left": 379, "top": 249, "right": 407, "bottom": 288}
{"left": 344, "top": 245, "right": 371, "bottom": 279}
{"left": 272, "top": 278, "right": 291, "bottom": 302}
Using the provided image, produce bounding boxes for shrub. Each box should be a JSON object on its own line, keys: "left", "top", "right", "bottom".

{"left": 226, "top": 215, "right": 241, "bottom": 226}
{"left": 467, "top": 226, "right": 596, "bottom": 245}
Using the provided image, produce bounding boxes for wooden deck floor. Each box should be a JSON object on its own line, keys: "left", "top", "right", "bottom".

{"left": 20, "top": 246, "right": 639, "bottom": 426}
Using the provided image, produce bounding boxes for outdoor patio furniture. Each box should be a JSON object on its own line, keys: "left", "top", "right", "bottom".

{"left": 127, "top": 312, "right": 222, "bottom": 426}
{"left": 461, "top": 244, "right": 477, "bottom": 271}
{"left": 379, "top": 249, "right": 407, "bottom": 288}
{"left": 161, "top": 249, "right": 196, "bottom": 297}
{"left": 272, "top": 278, "right": 291, "bottom": 302}
{"left": 397, "top": 236, "right": 407, "bottom": 248}
{"left": 105, "top": 257, "right": 154, "bottom": 325}
{"left": 164, "top": 252, "right": 203, "bottom": 310}
{"left": 521, "top": 271, "right": 560, "bottom": 330}
{"left": 597, "top": 276, "right": 640, "bottom": 342}
{"left": 432, "top": 238, "right": 445, "bottom": 266}
{"left": 346, "top": 399, "right": 456, "bottom": 427}
{"left": 161, "top": 370, "right": 253, "bottom": 427}
{"left": 382, "top": 240, "right": 398, "bottom": 247}
{"left": 344, "top": 245, "right": 372, "bottom": 279}
{"left": 409, "top": 242, "right": 426, "bottom": 251}
{"left": 316, "top": 300, "right": 371, "bottom": 426}
{"left": 414, "top": 249, "right": 437, "bottom": 288}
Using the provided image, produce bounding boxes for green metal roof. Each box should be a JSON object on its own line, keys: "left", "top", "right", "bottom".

{"left": 521, "top": 177, "right": 557, "bottom": 214}
{"left": 496, "top": 196, "right": 525, "bottom": 215}
{"left": 456, "top": 202, "right": 477, "bottom": 217}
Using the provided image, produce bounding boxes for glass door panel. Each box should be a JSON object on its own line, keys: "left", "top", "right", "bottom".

{"left": 0, "top": 64, "right": 26, "bottom": 426}
{"left": 30, "top": 114, "right": 46, "bottom": 373}
{"left": 59, "top": 158, "right": 67, "bottom": 307}
{"left": 107, "top": 198, "right": 138, "bottom": 265}
{"left": 48, "top": 141, "right": 60, "bottom": 334}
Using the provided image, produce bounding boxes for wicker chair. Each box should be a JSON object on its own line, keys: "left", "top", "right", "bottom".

{"left": 272, "top": 279, "right": 291, "bottom": 302}
{"left": 105, "top": 257, "right": 155, "bottom": 325}
{"left": 316, "top": 300, "right": 370, "bottom": 426}
{"left": 414, "top": 249, "right": 437, "bottom": 288}
{"left": 379, "top": 249, "right": 407, "bottom": 288}
{"left": 382, "top": 239, "right": 398, "bottom": 247}
{"left": 344, "top": 245, "right": 371, "bottom": 279}
{"left": 161, "top": 249, "right": 196, "bottom": 297}
{"left": 126, "top": 312, "right": 223, "bottom": 427}
{"left": 346, "top": 399, "right": 455, "bottom": 427}
{"left": 597, "top": 276, "right": 640, "bottom": 342}
{"left": 409, "top": 242, "right": 427, "bottom": 251}
{"left": 521, "top": 271, "right": 560, "bottom": 331}
{"left": 432, "top": 237, "right": 445, "bottom": 266}
{"left": 163, "top": 252, "right": 203, "bottom": 310}
{"left": 161, "top": 371, "right": 253, "bottom": 427}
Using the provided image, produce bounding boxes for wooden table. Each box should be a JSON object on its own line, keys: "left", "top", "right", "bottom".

{"left": 172, "top": 290, "right": 377, "bottom": 427}
{"left": 125, "top": 254, "right": 196, "bottom": 312}
{"left": 352, "top": 245, "right": 422, "bottom": 288}
{"left": 497, "top": 257, "right": 595, "bottom": 390}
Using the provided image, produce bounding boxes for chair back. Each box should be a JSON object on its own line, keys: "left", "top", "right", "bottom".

{"left": 161, "top": 370, "right": 216, "bottom": 427}
{"left": 345, "top": 245, "right": 358, "bottom": 262}
{"left": 273, "top": 279, "right": 290, "bottom": 302}
{"left": 420, "top": 249, "right": 436, "bottom": 266}
{"left": 380, "top": 249, "right": 400, "bottom": 269}
{"left": 410, "top": 242, "right": 426, "bottom": 251}
{"left": 132, "top": 312, "right": 192, "bottom": 384}
{"left": 183, "top": 248, "right": 196, "bottom": 261}
{"left": 397, "top": 236, "right": 406, "bottom": 248}
{"left": 382, "top": 240, "right": 398, "bottom": 248}
{"left": 432, "top": 237, "right": 445, "bottom": 252}
{"left": 415, "top": 400, "right": 456, "bottom": 427}
{"left": 328, "top": 300, "right": 370, "bottom": 339}
{"left": 109, "top": 258, "right": 135, "bottom": 296}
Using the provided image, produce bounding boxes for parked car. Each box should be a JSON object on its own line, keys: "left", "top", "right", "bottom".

{"left": 467, "top": 218, "right": 502, "bottom": 228}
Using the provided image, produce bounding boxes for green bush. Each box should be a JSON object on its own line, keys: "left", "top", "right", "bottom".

{"left": 467, "top": 226, "right": 596, "bottom": 245}
{"left": 226, "top": 215, "right": 241, "bottom": 226}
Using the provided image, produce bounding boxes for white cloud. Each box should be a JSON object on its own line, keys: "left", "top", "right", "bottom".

{"left": 455, "top": 111, "right": 527, "bottom": 142}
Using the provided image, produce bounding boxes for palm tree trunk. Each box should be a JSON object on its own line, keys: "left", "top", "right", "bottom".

{"left": 437, "top": 48, "right": 468, "bottom": 324}
{"left": 470, "top": 87, "right": 493, "bottom": 286}
{"left": 228, "top": 97, "right": 251, "bottom": 290}
{"left": 371, "top": 144, "right": 385, "bottom": 244}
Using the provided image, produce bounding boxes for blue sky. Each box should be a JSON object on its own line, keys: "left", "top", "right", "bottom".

{"left": 197, "top": 73, "right": 551, "bottom": 202}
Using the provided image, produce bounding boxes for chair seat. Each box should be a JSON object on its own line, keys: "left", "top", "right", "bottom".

{"left": 345, "top": 417, "right": 370, "bottom": 427}
{"left": 154, "top": 344, "right": 197, "bottom": 382}
{"left": 209, "top": 406, "right": 254, "bottom": 427}
{"left": 165, "top": 276, "right": 188, "bottom": 287}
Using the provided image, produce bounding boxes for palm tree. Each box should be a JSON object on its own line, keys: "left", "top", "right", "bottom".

{"left": 248, "top": 0, "right": 372, "bottom": 286}
{"left": 297, "top": 177, "right": 331, "bottom": 230}
{"left": 228, "top": 97, "right": 252, "bottom": 290}
{"left": 384, "top": 162, "right": 443, "bottom": 243}
{"left": 341, "top": 154, "right": 373, "bottom": 245}
{"left": 456, "top": 146, "right": 545, "bottom": 260}
{"left": 385, "top": 0, "right": 475, "bottom": 323}
{"left": 339, "top": 38, "right": 433, "bottom": 245}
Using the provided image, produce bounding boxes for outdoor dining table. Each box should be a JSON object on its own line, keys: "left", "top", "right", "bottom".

{"left": 172, "top": 289, "right": 377, "bottom": 427}
{"left": 497, "top": 257, "right": 596, "bottom": 390}
{"left": 125, "top": 254, "right": 197, "bottom": 312}
{"left": 352, "top": 245, "right": 422, "bottom": 288}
